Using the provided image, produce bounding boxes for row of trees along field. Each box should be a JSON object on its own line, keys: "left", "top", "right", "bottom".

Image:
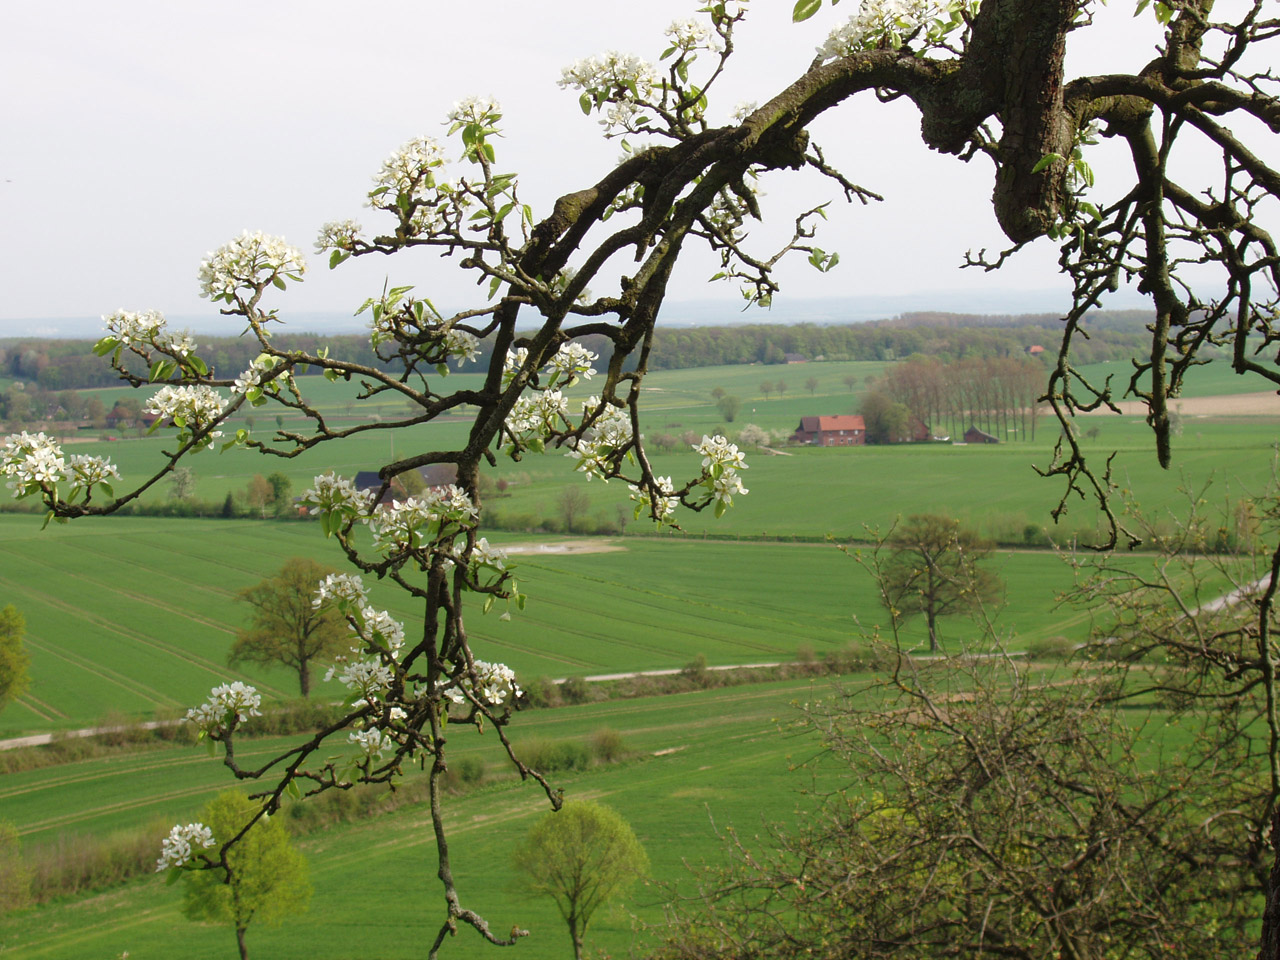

{"left": 865, "top": 354, "right": 1047, "bottom": 442}
{"left": 0, "top": 309, "right": 1155, "bottom": 394}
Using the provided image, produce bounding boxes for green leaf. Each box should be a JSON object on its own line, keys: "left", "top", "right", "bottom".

{"left": 286, "top": 779, "right": 302, "bottom": 800}
{"left": 272, "top": 275, "right": 287, "bottom": 290}
{"left": 329, "top": 249, "right": 348, "bottom": 270}
{"left": 165, "top": 867, "right": 183, "bottom": 885}
{"left": 488, "top": 276, "right": 503, "bottom": 300}
{"left": 579, "top": 92, "right": 593, "bottom": 115}
{"left": 1032, "top": 153, "right": 1064, "bottom": 174}
{"left": 92, "top": 336, "right": 118, "bottom": 356}
{"left": 715, "top": 499, "right": 727, "bottom": 518}
{"left": 792, "top": 0, "right": 821, "bottom": 21}
{"left": 187, "top": 355, "right": 209, "bottom": 376}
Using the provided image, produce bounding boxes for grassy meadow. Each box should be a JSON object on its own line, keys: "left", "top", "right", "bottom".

{"left": 2, "top": 677, "right": 846, "bottom": 960}
{"left": 0, "top": 513, "right": 1131, "bottom": 736}
{"left": 1, "top": 344, "right": 1277, "bottom": 957}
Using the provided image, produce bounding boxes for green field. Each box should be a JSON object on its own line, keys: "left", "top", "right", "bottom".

{"left": 1, "top": 677, "right": 847, "bottom": 960}
{"left": 0, "top": 515, "right": 1121, "bottom": 736}
{"left": 2, "top": 346, "right": 1276, "bottom": 958}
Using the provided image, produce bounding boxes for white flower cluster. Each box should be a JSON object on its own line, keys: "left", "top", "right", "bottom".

{"left": 197, "top": 230, "right": 307, "bottom": 302}
{"left": 666, "top": 17, "right": 721, "bottom": 52}
{"left": 144, "top": 385, "right": 228, "bottom": 449}
{"left": 66, "top": 453, "right": 121, "bottom": 490}
{"left": 313, "top": 572, "right": 368, "bottom": 610}
{"left": 559, "top": 52, "right": 660, "bottom": 133}
{"left": 461, "top": 536, "right": 508, "bottom": 571}
{"left": 443, "top": 328, "right": 481, "bottom": 365}
{"left": 101, "top": 308, "right": 196, "bottom": 356}
{"left": 817, "top": 0, "right": 946, "bottom": 59}
{"left": 358, "top": 607, "right": 406, "bottom": 656}
{"left": 696, "top": 434, "right": 749, "bottom": 507}
{"left": 1, "top": 431, "right": 120, "bottom": 501}
{"left": 329, "top": 658, "right": 395, "bottom": 699}
{"left": 301, "top": 473, "right": 375, "bottom": 530}
{"left": 447, "top": 95, "right": 500, "bottom": 126}
{"left": 629, "top": 474, "right": 678, "bottom": 523}
{"left": 502, "top": 347, "right": 530, "bottom": 387}
{"left": 731, "top": 101, "right": 758, "bottom": 122}
{"left": 185, "top": 681, "right": 262, "bottom": 737}
{"left": 156, "top": 822, "right": 215, "bottom": 872}
{"left": 230, "top": 353, "right": 290, "bottom": 402}
{"left": 349, "top": 727, "right": 394, "bottom": 759}
{"left": 505, "top": 390, "right": 569, "bottom": 446}
{"left": 2, "top": 431, "right": 65, "bottom": 496}
{"left": 548, "top": 342, "right": 598, "bottom": 385}
{"left": 566, "top": 400, "right": 633, "bottom": 481}
{"left": 315, "top": 219, "right": 362, "bottom": 254}
{"left": 370, "top": 135, "right": 448, "bottom": 211}
{"left": 367, "top": 485, "right": 479, "bottom": 552}
{"left": 445, "top": 660, "right": 521, "bottom": 708}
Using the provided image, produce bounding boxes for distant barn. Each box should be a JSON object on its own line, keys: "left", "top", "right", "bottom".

{"left": 792, "top": 415, "right": 866, "bottom": 446}
{"left": 963, "top": 426, "right": 1000, "bottom": 444}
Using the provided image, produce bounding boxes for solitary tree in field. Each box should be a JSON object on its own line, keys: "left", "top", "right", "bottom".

{"left": 716, "top": 394, "right": 743, "bottom": 423}
{"left": 879, "top": 515, "right": 1000, "bottom": 652}
{"left": 168, "top": 465, "right": 196, "bottom": 500}
{"left": 804, "top": 376, "right": 819, "bottom": 396}
{"left": 512, "top": 802, "right": 648, "bottom": 960}
{"left": 228, "top": 558, "right": 348, "bottom": 697}
{"left": 0, "top": 605, "right": 30, "bottom": 713}
{"left": 557, "top": 485, "right": 592, "bottom": 533}
{"left": 759, "top": 381, "right": 773, "bottom": 400}
{"left": 6, "top": 0, "right": 1280, "bottom": 954}
{"left": 180, "top": 790, "right": 311, "bottom": 960}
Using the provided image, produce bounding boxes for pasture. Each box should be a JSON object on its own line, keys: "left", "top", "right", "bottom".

{"left": 2, "top": 676, "right": 847, "bottom": 959}
{"left": 0, "top": 515, "right": 1121, "bottom": 736}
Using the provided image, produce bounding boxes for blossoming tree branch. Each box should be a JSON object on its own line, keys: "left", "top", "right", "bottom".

{"left": 5, "top": 0, "right": 1280, "bottom": 953}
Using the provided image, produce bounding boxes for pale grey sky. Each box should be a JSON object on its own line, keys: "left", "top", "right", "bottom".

{"left": 0, "top": 1, "right": 1248, "bottom": 332}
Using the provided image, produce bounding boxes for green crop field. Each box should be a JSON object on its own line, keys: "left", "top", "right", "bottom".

{"left": 0, "top": 514, "right": 1134, "bottom": 736}
{"left": 2, "top": 677, "right": 854, "bottom": 960}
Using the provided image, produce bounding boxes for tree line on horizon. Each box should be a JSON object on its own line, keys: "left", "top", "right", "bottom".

{"left": 0, "top": 311, "right": 1157, "bottom": 394}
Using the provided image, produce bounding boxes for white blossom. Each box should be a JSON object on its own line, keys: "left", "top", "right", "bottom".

{"left": 695, "top": 434, "right": 749, "bottom": 471}
{"left": 301, "top": 473, "right": 375, "bottom": 524}
{"left": 313, "top": 572, "right": 369, "bottom": 610}
{"left": 156, "top": 822, "right": 215, "bottom": 872}
{"left": 505, "top": 390, "right": 569, "bottom": 444}
{"left": 447, "top": 96, "right": 501, "bottom": 125}
{"left": 566, "top": 402, "right": 633, "bottom": 481}
{"left": 185, "top": 682, "right": 262, "bottom": 737}
{"left": 315, "top": 219, "right": 362, "bottom": 253}
{"left": 666, "top": 17, "right": 721, "bottom": 52}
{"left": 358, "top": 606, "right": 406, "bottom": 656}
{"left": 559, "top": 52, "right": 660, "bottom": 133}
{"left": 197, "top": 230, "right": 306, "bottom": 301}
{"left": 349, "top": 727, "right": 394, "bottom": 759}
{"left": 630, "top": 475, "right": 679, "bottom": 522}
{"left": 502, "top": 347, "right": 530, "bottom": 387}
{"left": 144, "top": 385, "right": 228, "bottom": 428}
{"left": 1, "top": 431, "right": 66, "bottom": 496}
{"left": 443, "top": 328, "right": 481, "bottom": 365}
{"left": 367, "top": 485, "right": 478, "bottom": 552}
{"left": 371, "top": 135, "right": 447, "bottom": 203}
{"left": 817, "top": 0, "right": 945, "bottom": 60}
{"left": 66, "top": 454, "right": 120, "bottom": 490}
{"left": 331, "top": 658, "right": 395, "bottom": 699}
{"left": 103, "top": 308, "right": 167, "bottom": 348}
{"left": 446, "top": 660, "right": 521, "bottom": 708}
{"left": 548, "top": 342, "right": 598, "bottom": 384}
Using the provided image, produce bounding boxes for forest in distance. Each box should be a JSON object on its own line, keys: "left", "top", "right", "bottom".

{"left": 0, "top": 309, "right": 1159, "bottom": 394}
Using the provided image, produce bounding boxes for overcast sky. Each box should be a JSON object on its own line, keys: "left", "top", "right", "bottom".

{"left": 0, "top": 1, "right": 1257, "bottom": 334}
